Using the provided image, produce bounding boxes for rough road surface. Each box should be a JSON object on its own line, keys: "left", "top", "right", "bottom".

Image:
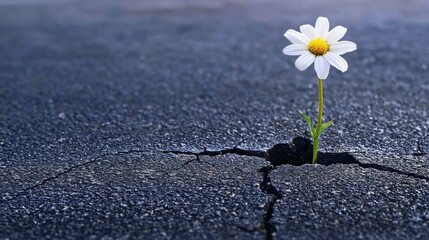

{"left": 0, "top": 0, "right": 428, "bottom": 239}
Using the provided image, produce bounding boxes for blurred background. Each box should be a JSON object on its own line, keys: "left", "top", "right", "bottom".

{"left": 0, "top": 0, "right": 428, "bottom": 158}
{"left": 1, "top": 0, "right": 429, "bottom": 24}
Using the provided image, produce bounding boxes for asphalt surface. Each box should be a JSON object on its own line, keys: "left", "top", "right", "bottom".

{"left": 0, "top": 0, "right": 428, "bottom": 239}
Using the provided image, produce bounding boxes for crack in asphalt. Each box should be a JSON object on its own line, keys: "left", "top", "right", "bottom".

{"left": 265, "top": 138, "right": 429, "bottom": 182}
{"left": 164, "top": 137, "right": 429, "bottom": 239}
{"left": 162, "top": 148, "right": 266, "bottom": 165}
{"left": 162, "top": 147, "right": 279, "bottom": 239}
{"left": 357, "top": 162, "right": 429, "bottom": 181}
{"left": 317, "top": 153, "right": 429, "bottom": 181}
{"left": 3, "top": 137, "right": 427, "bottom": 240}
{"left": 258, "top": 166, "right": 282, "bottom": 240}
{"left": 1, "top": 149, "right": 152, "bottom": 203}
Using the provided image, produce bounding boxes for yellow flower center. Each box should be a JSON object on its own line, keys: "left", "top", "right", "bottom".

{"left": 308, "top": 38, "right": 329, "bottom": 56}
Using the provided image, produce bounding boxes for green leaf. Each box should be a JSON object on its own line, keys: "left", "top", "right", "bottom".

{"left": 320, "top": 120, "right": 334, "bottom": 133}
{"left": 300, "top": 112, "right": 315, "bottom": 137}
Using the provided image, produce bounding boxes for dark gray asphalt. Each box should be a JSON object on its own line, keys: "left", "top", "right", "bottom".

{"left": 0, "top": 0, "right": 428, "bottom": 239}
{"left": 272, "top": 154, "right": 429, "bottom": 239}
{"left": 1, "top": 153, "right": 268, "bottom": 239}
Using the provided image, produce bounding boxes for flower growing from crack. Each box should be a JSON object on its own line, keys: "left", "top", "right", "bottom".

{"left": 282, "top": 17, "right": 357, "bottom": 164}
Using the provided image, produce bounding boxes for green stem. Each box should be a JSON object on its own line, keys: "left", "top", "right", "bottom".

{"left": 312, "top": 138, "right": 318, "bottom": 164}
{"left": 313, "top": 78, "right": 323, "bottom": 164}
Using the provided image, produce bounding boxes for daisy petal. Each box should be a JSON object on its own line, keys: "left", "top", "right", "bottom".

{"left": 284, "top": 29, "right": 310, "bottom": 45}
{"left": 326, "top": 26, "right": 347, "bottom": 44}
{"left": 283, "top": 44, "right": 308, "bottom": 56}
{"left": 330, "top": 41, "right": 357, "bottom": 55}
{"left": 314, "top": 56, "right": 330, "bottom": 79}
{"left": 295, "top": 52, "right": 316, "bottom": 71}
{"left": 315, "top": 16, "right": 329, "bottom": 38}
{"left": 299, "top": 24, "right": 317, "bottom": 40}
{"left": 324, "top": 52, "right": 348, "bottom": 72}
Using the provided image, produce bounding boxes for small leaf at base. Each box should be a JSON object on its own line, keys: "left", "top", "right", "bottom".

{"left": 320, "top": 120, "right": 334, "bottom": 133}
{"left": 300, "top": 112, "right": 315, "bottom": 137}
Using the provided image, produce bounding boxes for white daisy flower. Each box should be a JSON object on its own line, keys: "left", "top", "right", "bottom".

{"left": 283, "top": 16, "right": 357, "bottom": 79}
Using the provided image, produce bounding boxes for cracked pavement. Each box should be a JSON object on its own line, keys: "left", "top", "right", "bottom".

{"left": 0, "top": 0, "right": 429, "bottom": 239}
